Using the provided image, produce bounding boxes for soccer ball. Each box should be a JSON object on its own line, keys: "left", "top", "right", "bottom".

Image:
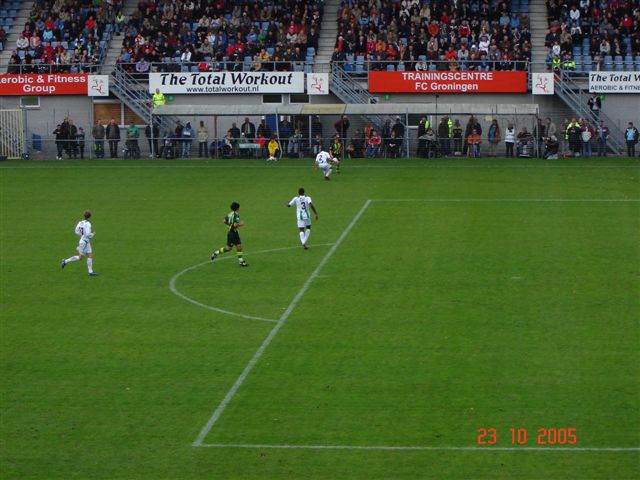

{"left": 267, "top": 155, "right": 278, "bottom": 162}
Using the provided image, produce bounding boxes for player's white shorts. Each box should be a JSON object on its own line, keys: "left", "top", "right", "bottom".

{"left": 297, "top": 218, "right": 311, "bottom": 229}
{"left": 318, "top": 161, "right": 331, "bottom": 171}
{"left": 77, "top": 240, "right": 92, "bottom": 255}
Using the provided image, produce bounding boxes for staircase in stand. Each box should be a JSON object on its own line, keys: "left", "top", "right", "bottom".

{"left": 554, "top": 72, "right": 625, "bottom": 154}
{"left": 110, "top": 67, "right": 179, "bottom": 134}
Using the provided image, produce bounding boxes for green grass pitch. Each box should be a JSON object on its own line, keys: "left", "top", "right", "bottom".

{"left": 1, "top": 157, "right": 639, "bottom": 479}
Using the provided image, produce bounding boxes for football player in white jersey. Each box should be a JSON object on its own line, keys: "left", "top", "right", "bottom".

{"left": 287, "top": 187, "right": 318, "bottom": 249}
{"left": 61, "top": 210, "right": 97, "bottom": 276}
{"left": 315, "top": 149, "right": 339, "bottom": 180}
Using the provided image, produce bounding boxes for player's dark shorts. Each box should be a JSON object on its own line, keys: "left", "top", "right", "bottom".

{"left": 227, "top": 230, "right": 241, "bottom": 246}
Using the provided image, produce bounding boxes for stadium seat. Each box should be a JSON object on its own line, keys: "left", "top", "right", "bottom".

{"left": 306, "top": 47, "right": 315, "bottom": 57}
{"left": 397, "top": 63, "right": 405, "bottom": 71}
{"left": 386, "top": 64, "right": 395, "bottom": 71}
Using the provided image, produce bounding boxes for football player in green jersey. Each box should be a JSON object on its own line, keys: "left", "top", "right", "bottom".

{"left": 210, "top": 202, "right": 248, "bottom": 267}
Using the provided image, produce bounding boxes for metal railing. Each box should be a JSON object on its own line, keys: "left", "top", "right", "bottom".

{"left": 555, "top": 71, "right": 625, "bottom": 154}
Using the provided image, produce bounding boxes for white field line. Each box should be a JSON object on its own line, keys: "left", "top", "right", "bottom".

{"left": 199, "top": 443, "right": 640, "bottom": 452}
{"left": 192, "top": 200, "right": 372, "bottom": 447}
{"left": 168, "top": 244, "right": 335, "bottom": 323}
{"left": 1, "top": 164, "right": 639, "bottom": 170}
{"left": 373, "top": 198, "right": 640, "bottom": 203}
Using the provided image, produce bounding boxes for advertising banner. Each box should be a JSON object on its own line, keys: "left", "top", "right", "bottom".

{"left": 0, "top": 74, "right": 90, "bottom": 95}
{"left": 368, "top": 71, "right": 527, "bottom": 93}
{"left": 148, "top": 72, "right": 305, "bottom": 94}
{"left": 589, "top": 72, "right": 640, "bottom": 93}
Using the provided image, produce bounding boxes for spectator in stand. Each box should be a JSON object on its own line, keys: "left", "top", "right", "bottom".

{"left": 365, "top": 130, "right": 382, "bottom": 157}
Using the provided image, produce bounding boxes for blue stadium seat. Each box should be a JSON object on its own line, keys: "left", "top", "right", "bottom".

{"left": 397, "top": 63, "right": 405, "bottom": 71}
{"left": 355, "top": 63, "right": 364, "bottom": 74}
{"left": 304, "top": 64, "right": 313, "bottom": 73}
{"left": 306, "top": 47, "right": 315, "bottom": 57}
{"left": 386, "top": 64, "right": 395, "bottom": 71}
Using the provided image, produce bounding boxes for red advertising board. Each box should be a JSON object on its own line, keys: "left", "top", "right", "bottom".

{"left": 368, "top": 71, "right": 527, "bottom": 93}
{"left": 0, "top": 74, "right": 89, "bottom": 95}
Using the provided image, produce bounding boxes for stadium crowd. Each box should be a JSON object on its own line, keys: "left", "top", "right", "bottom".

{"left": 332, "top": 0, "right": 532, "bottom": 71}
{"left": 545, "top": 0, "right": 640, "bottom": 71}
{"left": 114, "top": 0, "right": 322, "bottom": 75}
{"left": 6, "top": 0, "right": 115, "bottom": 74}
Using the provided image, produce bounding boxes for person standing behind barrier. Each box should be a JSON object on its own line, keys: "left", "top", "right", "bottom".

{"left": 437, "top": 117, "right": 450, "bottom": 156}
{"left": 334, "top": 115, "right": 350, "bottom": 143}
{"left": 463, "top": 116, "right": 481, "bottom": 156}
{"left": 534, "top": 117, "right": 546, "bottom": 158}
{"left": 106, "top": 118, "right": 120, "bottom": 158}
{"left": 467, "top": 128, "right": 482, "bottom": 157}
{"left": 53, "top": 124, "right": 65, "bottom": 160}
{"left": 560, "top": 117, "right": 570, "bottom": 156}
{"left": 504, "top": 122, "right": 516, "bottom": 157}
{"left": 197, "top": 121, "right": 209, "bottom": 158}
{"left": 92, "top": 119, "right": 105, "bottom": 158}
{"left": 596, "top": 120, "right": 609, "bottom": 156}
{"left": 391, "top": 117, "right": 405, "bottom": 155}
{"left": 76, "top": 127, "right": 85, "bottom": 159}
{"left": 545, "top": 118, "right": 557, "bottom": 142}
{"left": 625, "top": 122, "right": 639, "bottom": 157}
{"left": 174, "top": 120, "right": 184, "bottom": 157}
{"left": 581, "top": 120, "right": 594, "bottom": 157}
{"left": 566, "top": 117, "right": 582, "bottom": 156}
{"left": 452, "top": 119, "right": 463, "bottom": 155}
{"left": 241, "top": 117, "right": 255, "bottom": 140}
{"left": 145, "top": 122, "right": 160, "bottom": 158}
{"left": 182, "top": 122, "right": 194, "bottom": 158}
{"left": 487, "top": 119, "right": 501, "bottom": 157}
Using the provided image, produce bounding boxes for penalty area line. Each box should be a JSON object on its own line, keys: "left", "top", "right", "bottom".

{"left": 192, "top": 200, "right": 372, "bottom": 447}
{"left": 199, "top": 443, "right": 640, "bottom": 452}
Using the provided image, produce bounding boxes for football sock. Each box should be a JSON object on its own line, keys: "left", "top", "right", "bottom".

{"left": 215, "top": 246, "right": 226, "bottom": 255}
{"left": 87, "top": 258, "right": 94, "bottom": 273}
{"left": 304, "top": 229, "right": 311, "bottom": 244}
{"left": 65, "top": 256, "right": 80, "bottom": 264}
{"left": 236, "top": 252, "right": 244, "bottom": 263}
{"left": 299, "top": 231, "right": 305, "bottom": 245}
